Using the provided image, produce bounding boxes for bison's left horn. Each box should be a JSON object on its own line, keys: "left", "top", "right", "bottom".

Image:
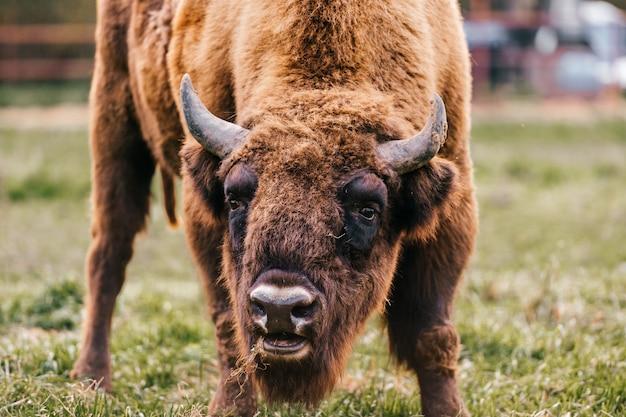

{"left": 375, "top": 94, "right": 448, "bottom": 175}
{"left": 180, "top": 74, "right": 249, "bottom": 159}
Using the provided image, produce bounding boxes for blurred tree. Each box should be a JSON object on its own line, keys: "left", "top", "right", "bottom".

{"left": 1, "top": 0, "right": 95, "bottom": 24}
{"left": 605, "top": 0, "right": 626, "bottom": 10}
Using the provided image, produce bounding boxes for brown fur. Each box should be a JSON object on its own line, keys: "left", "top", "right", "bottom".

{"left": 71, "top": 0, "right": 477, "bottom": 416}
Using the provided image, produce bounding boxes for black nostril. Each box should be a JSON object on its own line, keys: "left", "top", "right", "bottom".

{"left": 290, "top": 301, "right": 318, "bottom": 320}
{"left": 291, "top": 305, "right": 309, "bottom": 319}
{"left": 250, "top": 302, "right": 266, "bottom": 317}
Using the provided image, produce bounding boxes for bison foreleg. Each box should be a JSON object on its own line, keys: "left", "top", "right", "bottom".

{"left": 386, "top": 208, "right": 475, "bottom": 417}
{"left": 71, "top": 69, "right": 156, "bottom": 392}
{"left": 412, "top": 322, "right": 467, "bottom": 417}
{"left": 183, "top": 213, "right": 258, "bottom": 417}
{"left": 209, "top": 299, "right": 258, "bottom": 417}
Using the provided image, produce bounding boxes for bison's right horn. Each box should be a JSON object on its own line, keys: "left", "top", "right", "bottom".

{"left": 375, "top": 94, "right": 448, "bottom": 175}
{"left": 180, "top": 74, "right": 249, "bottom": 159}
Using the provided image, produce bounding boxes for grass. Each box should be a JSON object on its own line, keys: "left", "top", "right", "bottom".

{"left": 1, "top": 102, "right": 626, "bottom": 416}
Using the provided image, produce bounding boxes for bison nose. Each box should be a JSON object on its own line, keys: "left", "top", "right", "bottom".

{"left": 249, "top": 285, "right": 319, "bottom": 334}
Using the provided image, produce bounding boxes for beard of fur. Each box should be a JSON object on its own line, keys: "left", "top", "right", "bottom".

{"left": 231, "top": 333, "right": 353, "bottom": 407}
{"left": 255, "top": 348, "right": 345, "bottom": 407}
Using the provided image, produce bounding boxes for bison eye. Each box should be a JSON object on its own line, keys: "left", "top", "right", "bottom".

{"left": 338, "top": 172, "right": 388, "bottom": 259}
{"left": 224, "top": 164, "right": 258, "bottom": 253}
{"left": 227, "top": 197, "right": 243, "bottom": 211}
{"left": 358, "top": 205, "right": 379, "bottom": 221}
{"left": 224, "top": 164, "right": 258, "bottom": 212}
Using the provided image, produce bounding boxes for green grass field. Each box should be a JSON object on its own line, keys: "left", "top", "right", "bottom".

{"left": 1, "top": 104, "right": 625, "bottom": 416}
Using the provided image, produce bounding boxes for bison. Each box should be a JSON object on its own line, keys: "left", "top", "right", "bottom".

{"left": 70, "top": 0, "right": 477, "bottom": 416}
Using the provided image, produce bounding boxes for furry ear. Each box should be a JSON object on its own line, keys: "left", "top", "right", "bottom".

{"left": 393, "top": 158, "right": 461, "bottom": 243}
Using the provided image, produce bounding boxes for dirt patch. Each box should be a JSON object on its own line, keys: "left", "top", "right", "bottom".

{"left": 0, "top": 104, "right": 89, "bottom": 129}
{"left": 472, "top": 97, "right": 626, "bottom": 124}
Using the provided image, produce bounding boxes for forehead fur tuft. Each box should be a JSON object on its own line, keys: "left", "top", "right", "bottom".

{"left": 230, "top": 88, "right": 411, "bottom": 178}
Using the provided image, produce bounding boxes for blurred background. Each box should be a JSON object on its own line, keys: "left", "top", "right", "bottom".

{"left": 3, "top": 0, "right": 626, "bottom": 102}
{"left": 462, "top": 0, "right": 626, "bottom": 99}
{"left": 0, "top": 0, "right": 95, "bottom": 106}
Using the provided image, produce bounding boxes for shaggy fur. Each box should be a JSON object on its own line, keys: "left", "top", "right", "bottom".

{"left": 71, "top": 0, "right": 477, "bottom": 416}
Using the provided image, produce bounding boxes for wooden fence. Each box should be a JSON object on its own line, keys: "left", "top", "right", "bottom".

{"left": 0, "top": 24, "right": 95, "bottom": 81}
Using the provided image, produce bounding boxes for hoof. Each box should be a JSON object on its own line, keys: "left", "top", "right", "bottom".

{"left": 70, "top": 360, "right": 113, "bottom": 393}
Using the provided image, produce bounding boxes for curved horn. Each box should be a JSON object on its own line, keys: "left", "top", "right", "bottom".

{"left": 376, "top": 94, "right": 448, "bottom": 175}
{"left": 180, "top": 74, "right": 249, "bottom": 159}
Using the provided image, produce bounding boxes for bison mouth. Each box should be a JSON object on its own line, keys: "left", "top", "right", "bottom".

{"left": 260, "top": 333, "right": 311, "bottom": 359}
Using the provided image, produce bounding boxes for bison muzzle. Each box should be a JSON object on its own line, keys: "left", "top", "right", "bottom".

{"left": 248, "top": 269, "right": 322, "bottom": 359}
{"left": 70, "top": 0, "right": 478, "bottom": 416}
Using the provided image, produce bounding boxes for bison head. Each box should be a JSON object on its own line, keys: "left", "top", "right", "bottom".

{"left": 179, "top": 74, "right": 457, "bottom": 405}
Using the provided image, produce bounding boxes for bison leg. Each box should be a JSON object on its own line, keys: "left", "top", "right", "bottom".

{"left": 71, "top": 69, "right": 155, "bottom": 392}
{"left": 386, "top": 203, "right": 475, "bottom": 417}
{"left": 184, "top": 215, "right": 258, "bottom": 416}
